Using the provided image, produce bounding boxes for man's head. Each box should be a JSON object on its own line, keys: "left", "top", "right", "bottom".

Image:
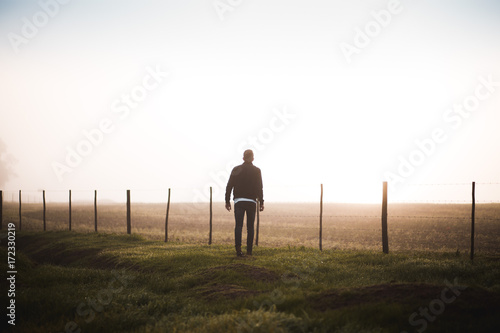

{"left": 243, "top": 149, "right": 254, "bottom": 163}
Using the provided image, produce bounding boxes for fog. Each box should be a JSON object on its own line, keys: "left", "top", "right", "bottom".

{"left": 1, "top": 0, "right": 500, "bottom": 203}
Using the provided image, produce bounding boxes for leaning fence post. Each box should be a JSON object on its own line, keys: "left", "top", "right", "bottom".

{"left": 94, "top": 190, "right": 98, "bottom": 232}
{"left": 43, "top": 190, "right": 46, "bottom": 231}
{"left": 381, "top": 181, "right": 389, "bottom": 254}
{"left": 470, "top": 181, "right": 476, "bottom": 260}
{"left": 209, "top": 187, "right": 213, "bottom": 245}
{"left": 319, "top": 184, "right": 323, "bottom": 252}
{"left": 127, "top": 189, "right": 131, "bottom": 235}
{"left": 255, "top": 200, "right": 260, "bottom": 246}
{"left": 69, "top": 190, "right": 72, "bottom": 231}
{"left": 165, "top": 188, "right": 171, "bottom": 242}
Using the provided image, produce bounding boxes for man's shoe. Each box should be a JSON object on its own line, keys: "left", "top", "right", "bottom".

{"left": 236, "top": 245, "right": 244, "bottom": 257}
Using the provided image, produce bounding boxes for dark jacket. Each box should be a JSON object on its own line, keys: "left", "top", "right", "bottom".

{"left": 225, "top": 162, "right": 264, "bottom": 204}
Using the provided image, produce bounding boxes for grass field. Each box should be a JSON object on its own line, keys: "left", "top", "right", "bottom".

{"left": 1, "top": 231, "right": 500, "bottom": 332}
{"left": 2, "top": 202, "right": 500, "bottom": 253}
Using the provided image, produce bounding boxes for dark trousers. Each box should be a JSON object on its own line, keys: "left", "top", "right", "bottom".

{"left": 234, "top": 201, "right": 256, "bottom": 251}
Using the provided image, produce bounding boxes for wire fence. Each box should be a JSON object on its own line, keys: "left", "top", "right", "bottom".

{"left": 1, "top": 182, "right": 499, "bottom": 255}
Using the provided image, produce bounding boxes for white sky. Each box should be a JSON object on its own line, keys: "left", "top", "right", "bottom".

{"left": 1, "top": 0, "right": 499, "bottom": 203}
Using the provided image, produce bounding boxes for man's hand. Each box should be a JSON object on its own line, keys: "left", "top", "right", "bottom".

{"left": 260, "top": 203, "right": 264, "bottom": 212}
{"left": 225, "top": 203, "right": 231, "bottom": 211}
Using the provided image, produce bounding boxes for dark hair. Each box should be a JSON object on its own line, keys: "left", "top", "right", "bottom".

{"left": 243, "top": 149, "right": 254, "bottom": 161}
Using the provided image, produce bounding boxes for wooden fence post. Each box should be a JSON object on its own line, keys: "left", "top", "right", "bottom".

{"left": 43, "top": 190, "right": 46, "bottom": 231}
{"left": 209, "top": 187, "right": 213, "bottom": 245}
{"left": 69, "top": 190, "right": 72, "bottom": 231}
{"left": 319, "top": 184, "right": 323, "bottom": 251}
{"left": 127, "top": 190, "right": 131, "bottom": 235}
{"left": 471, "top": 181, "right": 475, "bottom": 260}
{"left": 255, "top": 200, "right": 260, "bottom": 246}
{"left": 19, "top": 190, "right": 22, "bottom": 230}
{"left": 381, "top": 181, "right": 389, "bottom": 254}
{"left": 94, "top": 190, "right": 98, "bottom": 232}
{"left": 0, "top": 190, "right": 3, "bottom": 230}
{"left": 165, "top": 188, "right": 171, "bottom": 242}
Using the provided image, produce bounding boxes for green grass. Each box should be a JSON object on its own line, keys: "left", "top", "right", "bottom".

{"left": 1, "top": 231, "right": 500, "bottom": 332}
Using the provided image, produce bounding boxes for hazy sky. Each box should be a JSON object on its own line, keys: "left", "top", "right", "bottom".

{"left": 1, "top": 0, "right": 499, "bottom": 203}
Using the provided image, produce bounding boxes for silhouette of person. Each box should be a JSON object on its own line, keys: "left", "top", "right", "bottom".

{"left": 225, "top": 149, "right": 264, "bottom": 256}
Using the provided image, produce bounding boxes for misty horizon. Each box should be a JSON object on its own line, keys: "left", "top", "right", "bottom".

{"left": 1, "top": 0, "right": 499, "bottom": 204}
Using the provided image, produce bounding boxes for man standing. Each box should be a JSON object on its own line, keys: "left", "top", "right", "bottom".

{"left": 225, "top": 149, "right": 264, "bottom": 256}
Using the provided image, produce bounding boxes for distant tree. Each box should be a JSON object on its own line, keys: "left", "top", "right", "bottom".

{"left": 0, "top": 138, "right": 17, "bottom": 188}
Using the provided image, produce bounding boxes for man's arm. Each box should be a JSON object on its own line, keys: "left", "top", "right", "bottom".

{"left": 225, "top": 169, "right": 235, "bottom": 211}
{"left": 258, "top": 169, "right": 264, "bottom": 211}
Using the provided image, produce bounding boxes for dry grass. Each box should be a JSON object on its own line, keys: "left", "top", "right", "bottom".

{"left": 2, "top": 201, "right": 499, "bottom": 254}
